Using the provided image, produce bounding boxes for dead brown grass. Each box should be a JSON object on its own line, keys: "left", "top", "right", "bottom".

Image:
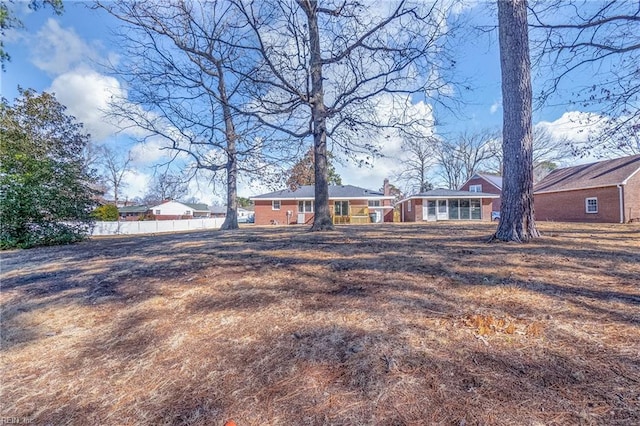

{"left": 1, "top": 222, "right": 639, "bottom": 425}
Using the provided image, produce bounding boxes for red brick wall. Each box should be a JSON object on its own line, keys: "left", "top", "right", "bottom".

{"left": 460, "top": 177, "right": 502, "bottom": 211}
{"left": 254, "top": 200, "right": 300, "bottom": 225}
{"left": 534, "top": 186, "right": 622, "bottom": 223}
{"left": 254, "top": 199, "right": 380, "bottom": 225}
{"left": 624, "top": 172, "right": 640, "bottom": 222}
{"left": 482, "top": 199, "right": 493, "bottom": 221}
{"left": 401, "top": 199, "right": 417, "bottom": 222}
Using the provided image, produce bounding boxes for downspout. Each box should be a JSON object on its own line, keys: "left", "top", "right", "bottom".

{"left": 401, "top": 201, "right": 404, "bottom": 222}
{"left": 617, "top": 184, "right": 624, "bottom": 223}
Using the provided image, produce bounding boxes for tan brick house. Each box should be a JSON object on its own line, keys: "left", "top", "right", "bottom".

{"left": 397, "top": 189, "right": 499, "bottom": 222}
{"left": 250, "top": 184, "right": 395, "bottom": 226}
{"left": 534, "top": 154, "right": 640, "bottom": 223}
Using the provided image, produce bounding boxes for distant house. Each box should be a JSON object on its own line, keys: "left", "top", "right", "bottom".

{"left": 459, "top": 172, "right": 503, "bottom": 212}
{"left": 149, "top": 200, "right": 211, "bottom": 220}
{"left": 250, "top": 182, "right": 395, "bottom": 225}
{"left": 237, "top": 207, "right": 254, "bottom": 223}
{"left": 398, "top": 189, "right": 499, "bottom": 222}
{"left": 210, "top": 206, "right": 255, "bottom": 223}
{"left": 534, "top": 154, "right": 640, "bottom": 223}
{"left": 210, "top": 205, "right": 227, "bottom": 218}
{"left": 118, "top": 205, "right": 150, "bottom": 221}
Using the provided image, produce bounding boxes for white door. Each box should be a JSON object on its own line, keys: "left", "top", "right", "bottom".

{"left": 436, "top": 200, "right": 448, "bottom": 220}
{"left": 297, "top": 213, "right": 305, "bottom": 224}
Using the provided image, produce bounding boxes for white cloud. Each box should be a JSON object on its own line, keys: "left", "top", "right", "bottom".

{"left": 48, "top": 70, "right": 123, "bottom": 141}
{"left": 120, "top": 169, "right": 151, "bottom": 200}
{"left": 536, "top": 111, "right": 602, "bottom": 144}
{"left": 334, "top": 95, "right": 436, "bottom": 191}
{"left": 490, "top": 99, "right": 501, "bottom": 114}
{"left": 30, "top": 19, "right": 103, "bottom": 75}
{"left": 129, "top": 137, "right": 174, "bottom": 165}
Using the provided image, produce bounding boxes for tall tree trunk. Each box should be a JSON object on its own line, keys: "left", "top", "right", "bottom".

{"left": 303, "top": 0, "right": 333, "bottom": 231}
{"left": 217, "top": 62, "right": 239, "bottom": 231}
{"left": 493, "top": 0, "right": 540, "bottom": 242}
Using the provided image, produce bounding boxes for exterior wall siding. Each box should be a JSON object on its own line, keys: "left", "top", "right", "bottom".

{"left": 254, "top": 200, "right": 299, "bottom": 225}
{"left": 534, "top": 186, "right": 621, "bottom": 223}
{"left": 255, "top": 199, "right": 385, "bottom": 225}
{"left": 460, "top": 177, "right": 502, "bottom": 211}
{"left": 624, "top": 172, "right": 640, "bottom": 222}
{"left": 481, "top": 199, "right": 493, "bottom": 220}
{"left": 401, "top": 199, "right": 417, "bottom": 222}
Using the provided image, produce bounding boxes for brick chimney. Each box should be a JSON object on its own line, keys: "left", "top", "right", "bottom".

{"left": 383, "top": 178, "right": 390, "bottom": 196}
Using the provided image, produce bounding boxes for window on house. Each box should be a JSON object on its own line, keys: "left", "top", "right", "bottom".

{"left": 585, "top": 198, "right": 598, "bottom": 214}
{"left": 272, "top": 200, "right": 281, "bottom": 210}
{"left": 449, "top": 199, "right": 459, "bottom": 220}
{"left": 470, "top": 199, "right": 481, "bottom": 219}
{"left": 298, "top": 200, "right": 314, "bottom": 213}
{"left": 334, "top": 201, "right": 349, "bottom": 216}
{"left": 368, "top": 200, "right": 381, "bottom": 207}
{"left": 469, "top": 184, "right": 482, "bottom": 192}
{"left": 407, "top": 201, "right": 412, "bottom": 212}
{"left": 154, "top": 209, "right": 161, "bottom": 215}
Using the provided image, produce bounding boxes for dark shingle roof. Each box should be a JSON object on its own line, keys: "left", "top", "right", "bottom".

{"left": 183, "top": 202, "right": 210, "bottom": 212}
{"left": 251, "top": 185, "right": 390, "bottom": 200}
{"left": 411, "top": 188, "right": 500, "bottom": 198}
{"left": 534, "top": 154, "right": 640, "bottom": 193}
{"left": 210, "top": 205, "right": 227, "bottom": 214}
{"left": 118, "top": 205, "right": 149, "bottom": 214}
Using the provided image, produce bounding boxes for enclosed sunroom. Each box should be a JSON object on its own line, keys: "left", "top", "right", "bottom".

{"left": 398, "top": 189, "right": 499, "bottom": 222}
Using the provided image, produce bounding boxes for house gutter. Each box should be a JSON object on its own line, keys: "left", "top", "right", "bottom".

{"left": 617, "top": 184, "right": 624, "bottom": 224}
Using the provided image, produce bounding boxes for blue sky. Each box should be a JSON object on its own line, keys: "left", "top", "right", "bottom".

{"left": 2, "top": 1, "right": 612, "bottom": 203}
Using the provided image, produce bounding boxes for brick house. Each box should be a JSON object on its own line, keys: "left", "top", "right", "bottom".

{"left": 398, "top": 189, "right": 499, "bottom": 222}
{"left": 250, "top": 183, "right": 395, "bottom": 225}
{"left": 534, "top": 154, "right": 640, "bottom": 223}
{"left": 459, "top": 172, "right": 503, "bottom": 212}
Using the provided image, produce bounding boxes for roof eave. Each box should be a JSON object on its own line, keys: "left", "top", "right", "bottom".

{"left": 534, "top": 183, "right": 625, "bottom": 194}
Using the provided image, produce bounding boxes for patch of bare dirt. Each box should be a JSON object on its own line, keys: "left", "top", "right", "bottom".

{"left": 1, "top": 222, "right": 639, "bottom": 425}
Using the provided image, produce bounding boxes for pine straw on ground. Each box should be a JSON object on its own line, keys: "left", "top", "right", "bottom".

{"left": 1, "top": 222, "right": 639, "bottom": 425}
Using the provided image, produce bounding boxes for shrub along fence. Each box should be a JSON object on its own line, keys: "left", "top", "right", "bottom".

{"left": 91, "top": 218, "right": 225, "bottom": 236}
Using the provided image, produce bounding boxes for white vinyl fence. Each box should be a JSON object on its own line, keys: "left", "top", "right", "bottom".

{"left": 91, "top": 218, "right": 225, "bottom": 236}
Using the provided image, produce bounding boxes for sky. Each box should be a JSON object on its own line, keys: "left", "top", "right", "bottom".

{"left": 1, "top": 1, "right": 617, "bottom": 205}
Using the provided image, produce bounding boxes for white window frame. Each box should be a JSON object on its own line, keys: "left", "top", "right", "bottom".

{"left": 407, "top": 201, "right": 412, "bottom": 212}
{"left": 298, "top": 200, "right": 314, "bottom": 213}
{"left": 272, "top": 200, "right": 281, "bottom": 210}
{"left": 368, "top": 200, "right": 381, "bottom": 207}
{"left": 469, "top": 184, "right": 482, "bottom": 192}
{"left": 585, "top": 197, "right": 598, "bottom": 214}
{"left": 154, "top": 209, "right": 161, "bottom": 215}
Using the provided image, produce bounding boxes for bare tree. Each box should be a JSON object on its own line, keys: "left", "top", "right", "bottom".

{"left": 529, "top": 0, "right": 640, "bottom": 157}
{"left": 493, "top": 0, "right": 539, "bottom": 242}
{"left": 235, "top": 0, "right": 455, "bottom": 230}
{"left": 394, "top": 135, "right": 438, "bottom": 194}
{"left": 143, "top": 171, "right": 189, "bottom": 205}
{"left": 435, "top": 130, "right": 497, "bottom": 189}
{"left": 98, "top": 145, "right": 132, "bottom": 206}
{"left": 486, "top": 126, "right": 573, "bottom": 180}
{"left": 98, "top": 1, "right": 291, "bottom": 231}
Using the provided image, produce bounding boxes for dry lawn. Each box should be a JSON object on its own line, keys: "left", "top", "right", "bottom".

{"left": 1, "top": 222, "right": 639, "bottom": 425}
